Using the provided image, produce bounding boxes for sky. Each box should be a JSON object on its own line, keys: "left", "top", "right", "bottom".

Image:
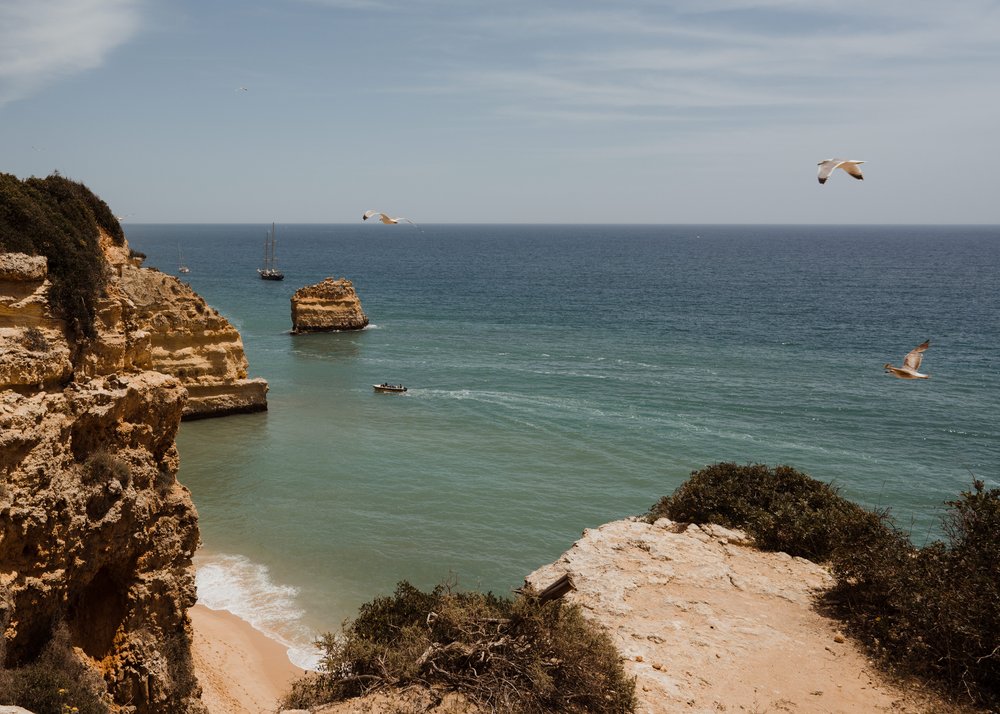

{"left": 1, "top": 0, "right": 999, "bottom": 224}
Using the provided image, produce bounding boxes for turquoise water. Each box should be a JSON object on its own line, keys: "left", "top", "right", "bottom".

{"left": 126, "top": 224, "right": 999, "bottom": 667}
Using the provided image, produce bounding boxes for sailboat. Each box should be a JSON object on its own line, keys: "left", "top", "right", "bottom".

{"left": 178, "top": 245, "right": 190, "bottom": 274}
{"left": 258, "top": 222, "right": 284, "bottom": 281}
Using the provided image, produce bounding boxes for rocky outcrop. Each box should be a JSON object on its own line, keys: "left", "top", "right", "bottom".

{"left": 0, "top": 230, "right": 268, "bottom": 711}
{"left": 290, "top": 278, "right": 368, "bottom": 333}
{"left": 0, "top": 371, "right": 206, "bottom": 713}
{"left": 1, "top": 235, "right": 268, "bottom": 420}
{"left": 526, "top": 518, "right": 928, "bottom": 714}
{"left": 0, "top": 254, "right": 72, "bottom": 391}
{"left": 113, "top": 262, "right": 268, "bottom": 419}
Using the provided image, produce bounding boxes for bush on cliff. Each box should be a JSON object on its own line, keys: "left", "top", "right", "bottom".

{"left": 650, "top": 462, "right": 1000, "bottom": 709}
{"left": 0, "top": 624, "right": 110, "bottom": 714}
{"left": 0, "top": 172, "right": 124, "bottom": 340}
{"left": 647, "top": 462, "right": 895, "bottom": 561}
{"left": 282, "top": 580, "right": 636, "bottom": 714}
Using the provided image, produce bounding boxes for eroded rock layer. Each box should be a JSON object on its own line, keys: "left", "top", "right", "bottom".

{"left": 0, "top": 231, "right": 269, "bottom": 711}
{"left": 0, "top": 372, "right": 206, "bottom": 713}
{"left": 114, "top": 261, "right": 268, "bottom": 419}
{"left": 290, "top": 277, "right": 368, "bottom": 333}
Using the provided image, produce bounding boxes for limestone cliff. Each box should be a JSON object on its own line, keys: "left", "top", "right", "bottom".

{"left": 0, "top": 373, "right": 204, "bottom": 713}
{"left": 95, "top": 232, "right": 268, "bottom": 419}
{"left": 0, "top": 254, "right": 72, "bottom": 391}
{"left": 290, "top": 277, "right": 368, "bottom": 333}
{"left": 0, "top": 223, "right": 272, "bottom": 711}
{"left": 1, "top": 249, "right": 209, "bottom": 711}
{"left": 113, "top": 264, "right": 268, "bottom": 420}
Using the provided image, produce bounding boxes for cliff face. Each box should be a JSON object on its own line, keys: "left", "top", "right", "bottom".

{"left": 0, "top": 235, "right": 265, "bottom": 712}
{"left": 290, "top": 277, "right": 368, "bottom": 333}
{"left": 0, "top": 254, "right": 72, "bottom": 390}
{"left": 91, "top": 232, "right": 268, "bottom": 419}
{"left": 113, "top": 263, "right": 268, "bottom": 420}
{"left": 0, "top": 372, "right": 204, "bottom": 712}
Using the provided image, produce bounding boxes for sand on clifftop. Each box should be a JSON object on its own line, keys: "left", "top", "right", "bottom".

{"left": 527, "top": 518, "right": 955, "bottom": 714}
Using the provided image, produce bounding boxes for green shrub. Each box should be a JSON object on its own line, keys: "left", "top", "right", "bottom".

{"left": 0, "top": 624, "right": 111, "bottom": 714}
{"left": 828, "top": 479, "right": 1000, "bottom": 708}
{"left": 0, "top": 172, "right": 124, "bottom": 340}
{"left": 282, "top": 580, "right": 636, "bottom": 713}
{"left": 647, "top": 462, "right": 894, "bottom": 561}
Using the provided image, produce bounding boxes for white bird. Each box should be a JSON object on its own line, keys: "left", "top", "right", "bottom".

{"left": 817, "top": 158, "right": 865, "bottom": 184}
{"left": 362, "top": 210, "right": 415, "bottom": 225}
{"left": 884, "top": 340, "right": 931, "bottom": 379}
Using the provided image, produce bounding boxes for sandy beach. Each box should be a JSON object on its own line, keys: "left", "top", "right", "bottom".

{"left": 190, "top": 604, "right": 306, "bottom": 714}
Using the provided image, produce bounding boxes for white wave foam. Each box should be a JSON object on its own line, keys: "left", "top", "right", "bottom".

{"left": 195, "top": 552, "right": 322, "bottom": 670}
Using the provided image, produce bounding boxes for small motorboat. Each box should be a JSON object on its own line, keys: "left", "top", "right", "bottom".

{"left": 373, "top": 383, "right": 407, "bottom": 393}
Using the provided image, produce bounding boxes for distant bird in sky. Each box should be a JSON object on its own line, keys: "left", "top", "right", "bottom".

{"left": 236, "top": 86, "right": 248, "bottom": 92}
{"left": 362, "top": 210, "right": 415, "bottom": 225}
{"left": 817, "top": 159, "right": 865, "bottom": 184}
{"left": 884, "top": 340, "right": 931, "bottom": 379}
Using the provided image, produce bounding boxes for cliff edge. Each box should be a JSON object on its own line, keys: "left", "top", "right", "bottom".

{"left": 526, "top": 518, "right": 940, "bottom": 714}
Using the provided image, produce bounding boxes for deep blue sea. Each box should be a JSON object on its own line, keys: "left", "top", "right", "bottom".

{"left": 125, "top": 224, "right": 1000, "bottom": 667}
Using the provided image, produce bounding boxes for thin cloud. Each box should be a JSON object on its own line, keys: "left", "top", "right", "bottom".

{"left": 0, "top": 0, "right": 143, "bottom": 106}
{"left": 427, "top": 1, "right": 1000, "bottom": 126}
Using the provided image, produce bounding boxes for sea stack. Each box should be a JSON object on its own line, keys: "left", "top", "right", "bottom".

{"left": 290, "top": 277, "right": 369, "bottom": 333}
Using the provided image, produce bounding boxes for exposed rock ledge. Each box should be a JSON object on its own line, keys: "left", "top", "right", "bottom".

{"left": 525, "top": 518, "right": 935, "bottom": 714}
{"left": 290, "top": 277, "right": 368, "bottom": 333}
{"left": 113, "top": 261, "right": 268, "bottom": 419}
{"left": 0, "top": 235, "right": 268, "bottom": 419}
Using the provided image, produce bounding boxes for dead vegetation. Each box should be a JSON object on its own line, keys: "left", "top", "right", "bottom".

{"left": 281, "top": 581, "right": 635, "bottom": 714}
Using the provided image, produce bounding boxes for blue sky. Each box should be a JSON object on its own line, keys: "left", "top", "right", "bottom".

{"left": 2, "top": 0, "right": 998, "bottom": 223}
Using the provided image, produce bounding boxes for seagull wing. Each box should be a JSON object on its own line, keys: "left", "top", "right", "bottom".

{"left": 840, "top": 161, "right": 865, "bottom": 180}
{"left": 902, "top": 340, "right": 930, "bottom": 371}
{"left": 817, "top": 159, "right": 843, "bottom": 184}
{"left": 362, "top": 209, "right": 378, "bottom": 221}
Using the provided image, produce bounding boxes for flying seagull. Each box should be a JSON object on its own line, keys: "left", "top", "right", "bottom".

{"left": 817, "top": 159, "right": 865, "bottom": 184}
{"left": 884, "top": 340, "right": 931, "bottom": 379}
{"left": 362, "top": 210, "right": 415, "bottom": 225}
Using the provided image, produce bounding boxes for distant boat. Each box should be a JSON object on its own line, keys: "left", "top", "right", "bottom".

{"left": 258, "top": 222, "right": 284, "bottom": 281}
{"left": 178, "top": 245, "right": 190, "bottom": 274}
{"left": 373, "top": 383, "right": 407, "bottom": 393}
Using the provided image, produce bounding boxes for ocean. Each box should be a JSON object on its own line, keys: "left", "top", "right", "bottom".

{"left": 125, "top": 224, "right": 1000, "bottom": 668}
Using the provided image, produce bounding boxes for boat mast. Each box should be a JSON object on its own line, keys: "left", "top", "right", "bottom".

{"left": 262, "top": 228, "right": 269, "bottom": 271}
{"left": 270, "top": 222, "right": 277, "bottom": 271}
